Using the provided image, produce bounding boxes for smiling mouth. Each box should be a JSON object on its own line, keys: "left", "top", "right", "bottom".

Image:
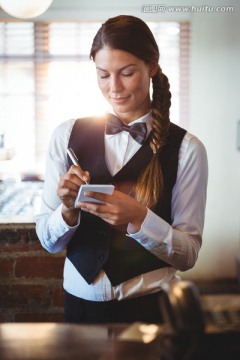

{"left": 111, "top": 96, "right": 130, "bottom": 103}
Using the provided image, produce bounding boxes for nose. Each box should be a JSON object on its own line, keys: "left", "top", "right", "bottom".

{"left": 110, "top": 75, "right": 123, "bottom": 94}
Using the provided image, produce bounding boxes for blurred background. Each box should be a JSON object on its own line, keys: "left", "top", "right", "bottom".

{"left": 0, "top": 0, "right": 240, "bottom": 283}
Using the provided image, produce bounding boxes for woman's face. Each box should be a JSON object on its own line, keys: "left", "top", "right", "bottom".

{"left": 94, "top": 47, "right": 156, "bottom": 123}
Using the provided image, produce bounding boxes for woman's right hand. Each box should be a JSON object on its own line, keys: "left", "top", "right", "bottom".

{"left": 57, "top": 165, "right": 90, "bottom": 226}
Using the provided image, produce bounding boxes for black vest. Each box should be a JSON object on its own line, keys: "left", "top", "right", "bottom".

{"left": 66, "top": 114, "right": 186, "bottom": 286}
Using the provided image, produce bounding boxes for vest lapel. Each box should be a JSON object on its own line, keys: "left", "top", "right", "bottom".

{"left": 113, "top": 138, "right": 152, "bottom": 182}
{"left": 68, "top": 116, "right": 112, "bottom": 184}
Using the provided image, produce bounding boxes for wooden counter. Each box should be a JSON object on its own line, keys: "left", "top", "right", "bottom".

{"left": 0, "top": 322, "right": 163, "bottom": 360}
{"left": 1, "top": 321, "right": 240, "bottom": 360}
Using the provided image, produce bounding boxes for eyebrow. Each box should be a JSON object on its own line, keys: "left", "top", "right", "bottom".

{"left": 96, "top": 64, "right": 137, "bottom": 72}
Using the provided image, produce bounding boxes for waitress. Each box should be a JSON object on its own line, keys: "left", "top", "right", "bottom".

{"left": 36, "top": 15, "right": 208, "bottom": 324}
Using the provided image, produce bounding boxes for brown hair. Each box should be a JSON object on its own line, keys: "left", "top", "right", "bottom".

{"left": 90, "top": 15, "right": 171, "bottom": 209}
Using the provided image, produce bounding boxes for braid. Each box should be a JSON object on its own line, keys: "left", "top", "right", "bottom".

{"left": 151, "top": 66, "right": 171, "bottom": 153}
{"left": 134, "top": 66, "right": 171, "bottom": 209}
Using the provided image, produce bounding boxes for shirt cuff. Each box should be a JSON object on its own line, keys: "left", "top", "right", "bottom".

{"left": 127, "top": 208, "right": 172, "bottom": 250}
{"left": 48, "top": 205, "right": 80, "bottom": 242}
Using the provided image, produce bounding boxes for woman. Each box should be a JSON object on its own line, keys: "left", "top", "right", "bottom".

{"left": 36, "top": 15, "right": 208, "bottom": 324}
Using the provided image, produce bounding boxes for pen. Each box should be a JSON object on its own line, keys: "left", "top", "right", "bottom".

{"left": 67, "top": 147, "right": 89, "bottom": 184}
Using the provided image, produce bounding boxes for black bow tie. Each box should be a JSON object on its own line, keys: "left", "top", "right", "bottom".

{"left": 105, "top": 116, "right": 147, "bottom": 145}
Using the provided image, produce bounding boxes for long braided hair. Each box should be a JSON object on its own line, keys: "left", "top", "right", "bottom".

{"left": 90, "top": 15, "right": 171, "bottom": 209}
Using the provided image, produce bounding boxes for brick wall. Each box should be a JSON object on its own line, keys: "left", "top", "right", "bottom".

{"left": 0, "top": 224, "right": 65, "bottom": 322}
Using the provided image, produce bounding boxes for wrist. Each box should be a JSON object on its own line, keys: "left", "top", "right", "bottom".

{"left": 129, "top": 206, "right": 147, "bottom": 233}
{"left": 62, "top": 205, "right": 80, "bottom": 227}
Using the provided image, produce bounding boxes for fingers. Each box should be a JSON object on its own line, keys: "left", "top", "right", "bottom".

{"left": 68, "top": 165, "right": 90, "bottom": 185}
{"left": 57, "top": 165, "right": 90, "bottom": 210}
{"left": 57, "top": 174, "right": 80, "bottom": 200}
{"left": 82, "top": 191, "right": 115, "bottom": 204}
{"left": 80, "top": 203, "right": 118, "bottom": 224}
{"left": 59, "top": 165, "right": 90, "bottom": 191}
{"left": 78, "top": 189, "right": 146, "bottom": 231}
{"left": 77, "top": 191, "right": 122, "bottom": 225}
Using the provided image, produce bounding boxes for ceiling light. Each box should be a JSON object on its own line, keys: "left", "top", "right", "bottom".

{"left": 0, "top": 0, "right": 53, "bottom": 19}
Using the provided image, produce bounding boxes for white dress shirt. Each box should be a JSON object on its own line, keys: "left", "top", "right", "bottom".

{"left": 35, "top": 112, "right": 208, "bottom": 301}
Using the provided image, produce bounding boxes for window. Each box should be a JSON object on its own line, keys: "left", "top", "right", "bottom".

{"left": 0, "top": 20, "right": 190, "bottom": 179}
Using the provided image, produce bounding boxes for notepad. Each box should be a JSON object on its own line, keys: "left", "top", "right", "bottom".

{"left": 75, "top": 184, "right": 115, "bottom": 206}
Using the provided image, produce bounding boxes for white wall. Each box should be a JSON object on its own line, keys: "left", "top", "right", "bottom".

{"left": 183, "top": 0, "right": 240, "bottom": 280}
{"left": 1, "top": 0, "right": 240, "bottom": 280}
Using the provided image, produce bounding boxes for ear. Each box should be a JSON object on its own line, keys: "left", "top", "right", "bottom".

{"left": 149, "top": 61, "right": 159, "bottom": 78}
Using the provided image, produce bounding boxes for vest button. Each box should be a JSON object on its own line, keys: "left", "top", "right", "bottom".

{"left": 98, "top": 254, "right": 104, "bottom": 261}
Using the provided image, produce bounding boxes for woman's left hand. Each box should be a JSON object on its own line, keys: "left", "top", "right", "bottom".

{"left": 76, "top": 190, "right": 147, "bottom": 232}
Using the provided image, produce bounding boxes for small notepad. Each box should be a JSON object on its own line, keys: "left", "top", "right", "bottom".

{"left": 75, "top": 184, "right": 115, "bottom": 206}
